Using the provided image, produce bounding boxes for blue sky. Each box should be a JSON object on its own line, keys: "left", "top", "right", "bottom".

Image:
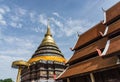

{"left": 0, "top": 0, "right": 119, "bottom": 81}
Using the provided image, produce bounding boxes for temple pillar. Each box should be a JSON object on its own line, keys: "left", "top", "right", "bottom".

{"left": 90, "top": 73, "right": 95, "bottom": 82}
{"left": 67, "top": 78, "right": 70, "bottom": 82}
{"left": 16, "top": 67, "right": 22, "bottom": 82}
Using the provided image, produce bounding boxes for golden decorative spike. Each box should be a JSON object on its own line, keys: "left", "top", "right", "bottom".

{"left": 45, "top": 18, "right": 52, "bottom": 36}
{"left": 41, "top": 19, "right": 56, "bottom": 46}
{"left": 45, "top": 25, "right": 52, "bottom": 36}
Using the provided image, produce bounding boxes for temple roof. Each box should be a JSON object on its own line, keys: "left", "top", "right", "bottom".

{"left": 28, "top": 23, "right": 66, "bottom": 63}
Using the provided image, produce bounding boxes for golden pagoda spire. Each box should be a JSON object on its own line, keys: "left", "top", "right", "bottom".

{"left": 45, "top": 19, "right": 52, "bottom": 37}
{"left": 41, "top": 19, "right": 55, "bottom": 45}
{"left": 28, "top": 19, "right": 66, "bottom": 64}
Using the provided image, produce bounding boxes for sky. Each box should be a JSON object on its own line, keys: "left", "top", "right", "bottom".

{"left": 0, "top": 0, "right": 119, "bottom": 81}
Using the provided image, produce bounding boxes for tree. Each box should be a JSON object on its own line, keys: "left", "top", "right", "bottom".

{"left": 0, "top": 78, "right": 14, "bottom": 82}
{"left": 0, "top": 79, "right": 3, "bottom": 82}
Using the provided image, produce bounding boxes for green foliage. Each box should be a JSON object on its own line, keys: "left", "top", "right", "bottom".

{"left": 0, "top": 79, "right": 3, "bottom": 82}
{"left": 0, "top": 78, "right": 13, "bottom": 82}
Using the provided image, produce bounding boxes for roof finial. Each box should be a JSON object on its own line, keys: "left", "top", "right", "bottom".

{"left": 47, "top": 18, "right": 50, "bottom": 28}
{"left": 102, "top": 7, "right": 106, "bottom": 12}
{"left": 45, "top": 18, "right": 52, "bottom": 36}
{"left": 77, "top": 32, "right": 80, "bottom": 37}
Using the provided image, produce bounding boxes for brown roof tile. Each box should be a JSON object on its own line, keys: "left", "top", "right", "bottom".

{"left": 58, "top": 56, "right": 119, "bottom": 79}
{"left": 106, "top": 35, "right": 120, "bottom": 56}
{"left": 73, "top": 22, "right": 106, "bottom": 50}
{"left": 68, "top": 37, "right": 107, "bottom": 64}
{"left": 105, "top": 2, "right": 120, "bottom": 24}
{"left": 107, "top": 20, "right": 120, "bottom": 35}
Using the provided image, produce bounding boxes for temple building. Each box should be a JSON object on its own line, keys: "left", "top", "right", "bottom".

{"left": 57, "top": 2, "right": 120, "bottom": 82}
{"left": 21, "top": 23, "right": 66, "bottom": 82}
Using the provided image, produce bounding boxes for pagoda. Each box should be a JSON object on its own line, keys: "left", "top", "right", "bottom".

{"left": 57, "top": 2, "right": 120, "bottom": 82}
{"left": 21, "top": 23, "right": 66, "bottom": 82}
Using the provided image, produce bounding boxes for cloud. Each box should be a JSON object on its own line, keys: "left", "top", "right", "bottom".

{"left": 62, "top": 19, "right": 93, "bottom": 36}
{"left": 7, "top": 7, "right": 26, "bottom": 28}
{"left": 0, "top": 4, "right": 93, "bottom": 37}
{"left": 0, "top": 54, "right": 26, "bottom": 61}
{"left": 15, "top": 7, "right": 27, "bottom": 16}
{"left": 0, "top": 49, "right": 31, "bottom": 58}
{"left": 30, "top": 13, "right": 93, "bottom": 37}
{"left": 0, "top": 34, "right": 36, "bottom": 58}
{"left": 0, "top": 8, "right": 5, "bottom": 14}
{"left": 2, "top": 5, "right": 10, "bottom": 12}
{"left": 0, "top": 19, "right": 6, "bottom": 25}
{"left": 10, "top": 22, "right": 22, "bottom": 28}
{"left": 32, "top": 26, "right": 46, "bottom": 33}
{"left": 102, "top": 0, "right": 120, "bottom": 10}
{"left": 10, "top": 15, "right": 20, "bottom": 22}
{"left": 10, "top": 22, "right": 17, "bottom": 27}
{"left": 0, "top": 5, "right": 10, "bottom": 14}
{"left": 0, "top": 55, "right": 25, "bottom": 81}
{"left": 0, "top": 5, "right": 10, "bottom": 26}
{"left": 5, "top": 37, "right": 34, "bottom": 49}
{"left": 52, "top": 12, "right": 60, "bottom": 17}
{"left": 38, "top": 14, "right": 47, "bottom": 26}
{"left": 9, "top": 14, "right": 24, "bottom": 28}
{"left": 0, "top": 14, "right": 7, "bottom": 26}
{"left": 29, "top": 12, "right": 36, "bottom": 22}
{"left": 1, "top": 6, "right": 28, "bottom": 28}
{"left": 51, "top": 17, "right": 63, "bottom": 28}
{"left": 49, "top": 14, "right": 93, "bottom": 37}
{"left": 18, "top": 8, "right": 26, "bottom": 15}
{"left": 0, "top": 14, "right": 3, "bottom": 19}
{"left": 0, "top": 5, "right": 92, "bottom": 37}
